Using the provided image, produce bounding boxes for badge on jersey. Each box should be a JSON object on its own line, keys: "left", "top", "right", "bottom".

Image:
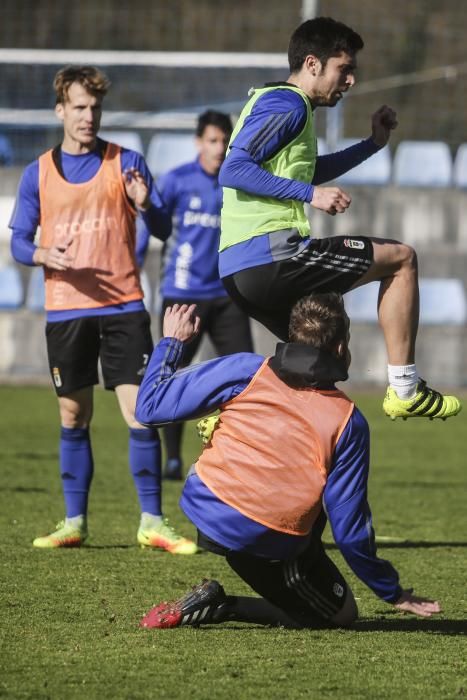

{"left": 344, "top": 238, "right": 365, "bottom": 250}
{"left": 189, "top": 196, "right": 202, "bottom": 210}
{"left": 52, "top": 367, "right": 62, "bottom": 388}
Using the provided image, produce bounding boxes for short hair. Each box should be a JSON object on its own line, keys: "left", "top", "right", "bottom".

{"left": 288, "top": 17, "right": 364, "bottom": 73}
{"left": 288, "top": 293, "right": 349, "bottom": 349}
{"left": 196, "top": 110, "right": 233, "bottom": 138}
{"left": 53, "top": 65, "right": 110, "bottom": 104}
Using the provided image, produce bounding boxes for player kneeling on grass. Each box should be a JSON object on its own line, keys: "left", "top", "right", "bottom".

{"left": 136, "top": 296, "right": 441, "bottom": 628}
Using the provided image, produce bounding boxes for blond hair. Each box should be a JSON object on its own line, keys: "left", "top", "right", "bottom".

{"left": 53, "top": 65, "right": 110, "bottom": 104}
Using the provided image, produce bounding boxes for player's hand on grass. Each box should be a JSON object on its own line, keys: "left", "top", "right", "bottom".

{"left": 394, "top": 589, "right": 442, "bottom": 617}
{"left": 371, "top": 105, "right": 398, "bottom": 147}
{"left": 311, "top": 186, "right": 351, "bottom": 216}
{"left": 163, "top": 304, "right": 201, "bottom": 342}
{"left": 33, "top": 243, "right": 74, "bottom": 271}
{"left": 123, "top": 168, "right": 151, "bottom": 211}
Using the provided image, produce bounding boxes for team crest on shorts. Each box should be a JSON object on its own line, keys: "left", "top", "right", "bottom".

{"left": 52, "top": 367, "right": 62, "bottom": 388}
{"left": 344, "top": 238, "right": 365, "bottom": 250}
{"left": 333, "top": 582, "right": 344, "bottom": 597}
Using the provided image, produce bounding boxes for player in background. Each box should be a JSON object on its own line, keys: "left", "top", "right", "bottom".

{"left": 137, "top": 110, "right": 253, "bottom": 480}
{"left": 218, "top": 17, "right": 461, "bottom": 422}
{"left": 9, "top": 65, "right": 196, "bottom": 554}
{"left": 136, "top": 298, "right": 441, "bottom": 629}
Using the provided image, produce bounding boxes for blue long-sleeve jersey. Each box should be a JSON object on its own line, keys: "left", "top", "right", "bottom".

{"left": 136, "top": 158, "right": 227, "bottom": 299}
{"left": 9, "top": 143, "right": 170, "bottom": 322}
{"left": 217, "top": 87, "right": 380, "bottom": 278}
{"left": 136, "top": 337, "right": 402, "bottom": 604}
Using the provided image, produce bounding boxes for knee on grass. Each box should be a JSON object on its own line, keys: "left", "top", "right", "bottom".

{"left": 329, "top": 588, "right": 358, "bottom": 628}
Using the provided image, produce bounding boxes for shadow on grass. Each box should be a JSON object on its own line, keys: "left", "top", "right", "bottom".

{"left": 15, "top": 451, "right": 57, "bottom": 460}
{"left": 144, "top": 619, "right": 467, "bottom": 635}
{"left": 0, "top": 486, "right": 47, "bottom": 493}
{"left": 354, "top": 618, "right": 467, "bottom": 635}
{"left": 187, "top": 618, "right": 467, "bottom": 635}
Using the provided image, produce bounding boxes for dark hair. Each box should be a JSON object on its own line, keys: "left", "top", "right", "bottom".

{"left": 54, "top": 65, "right": 110, "bottom": 104}
{"left": 288, "top": 17, "right": 364, "bottom": 73}
{"left": 196, "top": 110, "right": 233, "bottom": 137}
{"left": 288, "top": 293, "right": 349, "bottom": 349}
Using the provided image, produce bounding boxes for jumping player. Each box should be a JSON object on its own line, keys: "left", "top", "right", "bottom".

{"left": 137, "top": 110, "right": 253, "bottom": 480}
{"left": 9, "top": 65, "right": 196, "bottom": 554}
{"left": 218, "top": 17, "right": 460, "bottom": 421}
{"left": 136, "top": 298, "right": 441, "bottom": 628}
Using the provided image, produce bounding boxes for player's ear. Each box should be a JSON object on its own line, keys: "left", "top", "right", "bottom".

{"left": 304, "top": 54, "right": 322, "bottom": 76}
{"left": 335, "top": 338, "right": 352, "bottom": 370}
{"left": 55, "top": 102, "right": 65, "bottom": 122}
{"left": 335, "top": 340, "right": 346, "bottom": 359}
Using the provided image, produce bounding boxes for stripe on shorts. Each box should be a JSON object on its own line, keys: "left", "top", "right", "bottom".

{"left": 283, "top": 560, "right": 339, "bottom": 619}
{"left": 292, "top": 246, "right": 372, "bottom": 275}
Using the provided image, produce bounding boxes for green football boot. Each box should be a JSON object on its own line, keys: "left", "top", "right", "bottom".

{"left": 137, "top": 518, "right": 198, "bottom": 555}
{"left": 196, "top": 415, "right": 220, "bottom": 444}
{"left": 383, "top": 380, "right": 461, "bottom": 421}
{"left": 33, "top": 520, "right": 88, "bottom": 548}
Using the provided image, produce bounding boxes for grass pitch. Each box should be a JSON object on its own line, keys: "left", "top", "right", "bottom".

{"left": 1, "top": 385, "right": 466, "bottom": 700}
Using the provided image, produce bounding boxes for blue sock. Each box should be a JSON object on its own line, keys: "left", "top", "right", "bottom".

{"left": 60, "top": 427, "right": 94, "bottom": 518}
{"left": 129, "top": 428, "right": 162, "bottom": 516}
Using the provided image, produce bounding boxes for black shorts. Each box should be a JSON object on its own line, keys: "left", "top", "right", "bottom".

{"left": 45, "top": 310, "right": 153, "bottom": 396}
{"left": 223, "top": 235, "right": 373, "bottom": 340}
{"left": 197, "top": 517, "right": 348, "bottom": 627}
{"left": 161, "top": 296, "right": 253, "bottom": 366}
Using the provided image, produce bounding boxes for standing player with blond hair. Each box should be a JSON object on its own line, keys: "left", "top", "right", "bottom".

{"left": 10, "top": 65, "right": 196, "bottom": 554}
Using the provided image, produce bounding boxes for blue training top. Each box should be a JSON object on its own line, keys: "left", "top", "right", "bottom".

{"left": 217, "top": 87, "right": 380, "bottom": 278}
{"left": 135, "top": 336, "right": 403, "bottom": 604}
{"left": 136, "top": 158, "right": 227, "bottom": 300}
{"left": 9, "top": 144, "right": 170, "bottom": 322}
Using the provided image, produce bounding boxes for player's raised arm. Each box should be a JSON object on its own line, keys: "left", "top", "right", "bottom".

{"left": 123, "top": 167, "right": 151, "bottom": 211}
{"left": 162, "top": 303, "right": 200, "bottom": 342}
{"left": 310, "top": 185, "right": 351, "bottom": 215}
{"left": 370, "top": 104, "right": 398, "bottom": 147}
{"left": 135, "top": 315, "right": 262, "bottom": 427}
{"left": 120, "top": 150, "right": 171, "bottom": 242}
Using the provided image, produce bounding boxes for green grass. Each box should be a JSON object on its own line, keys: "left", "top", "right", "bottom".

{"left": 1, "top": 386, "right": 466, "bottom": 700}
